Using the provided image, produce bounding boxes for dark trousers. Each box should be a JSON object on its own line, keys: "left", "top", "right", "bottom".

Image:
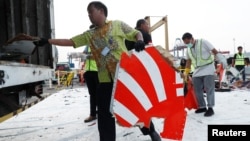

{"left": 235, "top": 65, "right": 245, "bottom": 81}
{"left": 84, "top": 71, "right": 99, "bottom": 117}
{"left": 139, "top": 120, "right": 156, "bottom": 135}
{"left": 96, "top": 82, "right": 116, "bottom": 141}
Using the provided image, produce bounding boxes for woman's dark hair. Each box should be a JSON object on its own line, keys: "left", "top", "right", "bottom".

{"left": 135, "top": 19, "right": 146, "bottom": 29}
{"left": 87, "top": 1, "right": 108, "bottom": 17}
{"left": 180, "top": 58, "right": 187, "bottom": 67}
{"left": 182, "top": 32, "right": 193, "bottom": 40}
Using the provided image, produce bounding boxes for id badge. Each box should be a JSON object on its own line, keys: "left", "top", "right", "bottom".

{"left": 101, "top": 46, "right": 110, "bottom": 56}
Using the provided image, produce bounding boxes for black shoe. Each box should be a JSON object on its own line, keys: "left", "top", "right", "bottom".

{"left": 84, "top": 116, "right": 97, "bottom": 123}
{"left": 204, "top": 108, "right": 214, "bottom": 117}
{"left": 195, "top": 108, "right": 207, "bottom": 113}
{"left": 149, "top": 131, "right": 161, "bottom": 141}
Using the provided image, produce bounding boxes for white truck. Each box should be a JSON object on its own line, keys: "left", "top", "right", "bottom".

{"left": 0, "top": 0, "right": 57, "bottom": 117}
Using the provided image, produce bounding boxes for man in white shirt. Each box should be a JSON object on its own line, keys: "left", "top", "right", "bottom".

{"left": 182, "top": 32, "right": 227, "bottom": 117}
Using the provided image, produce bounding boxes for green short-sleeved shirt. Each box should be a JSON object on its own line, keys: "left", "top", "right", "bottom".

{"left": 71, "top": 20, "right": 139, "bottom": 82}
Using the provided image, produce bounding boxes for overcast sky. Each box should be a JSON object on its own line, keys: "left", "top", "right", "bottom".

{"left": 53, "top": 0, "right": 250, "bottom": 62}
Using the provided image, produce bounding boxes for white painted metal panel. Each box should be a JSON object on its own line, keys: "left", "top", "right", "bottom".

{"left": 0, "top": 61, "right": 53, "bottom": 88}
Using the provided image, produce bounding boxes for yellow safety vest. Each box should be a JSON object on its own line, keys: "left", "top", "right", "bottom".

{"left": 85, "top": 47, "right": 98, "bottom": 71}
{"left": 235, "top": 53, "right": 245, "bottom": 65}
{"left": 187, "top": 39, "right": 214, "bottom": 68}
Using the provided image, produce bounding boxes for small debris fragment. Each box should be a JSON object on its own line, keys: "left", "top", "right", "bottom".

{"left": 123, "top": 132, "right": 134, "bottom": 137}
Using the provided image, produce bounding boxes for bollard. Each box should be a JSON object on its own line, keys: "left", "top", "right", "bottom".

{"left": 57, "top": 71, "right": 60, "bottom": 86}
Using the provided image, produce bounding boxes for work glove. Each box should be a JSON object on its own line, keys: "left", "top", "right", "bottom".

{"left": 216, "top": 53, "right": 227, "bottom": 69}
{"left": 134, "top": 40, "right": 145, "bottom": 52}
{"left": 33, "top": 38, "right": 49, "bottom": 46}
{"left": 183, "top": 68, "right": 191, "bottom": 83}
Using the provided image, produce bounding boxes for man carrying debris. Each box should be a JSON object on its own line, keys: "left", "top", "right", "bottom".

{"left": 182, "top": 32, "right": 227, "bottom": 117}
{"left": 33, "top": 1, "right": 145, "bottom": 141}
